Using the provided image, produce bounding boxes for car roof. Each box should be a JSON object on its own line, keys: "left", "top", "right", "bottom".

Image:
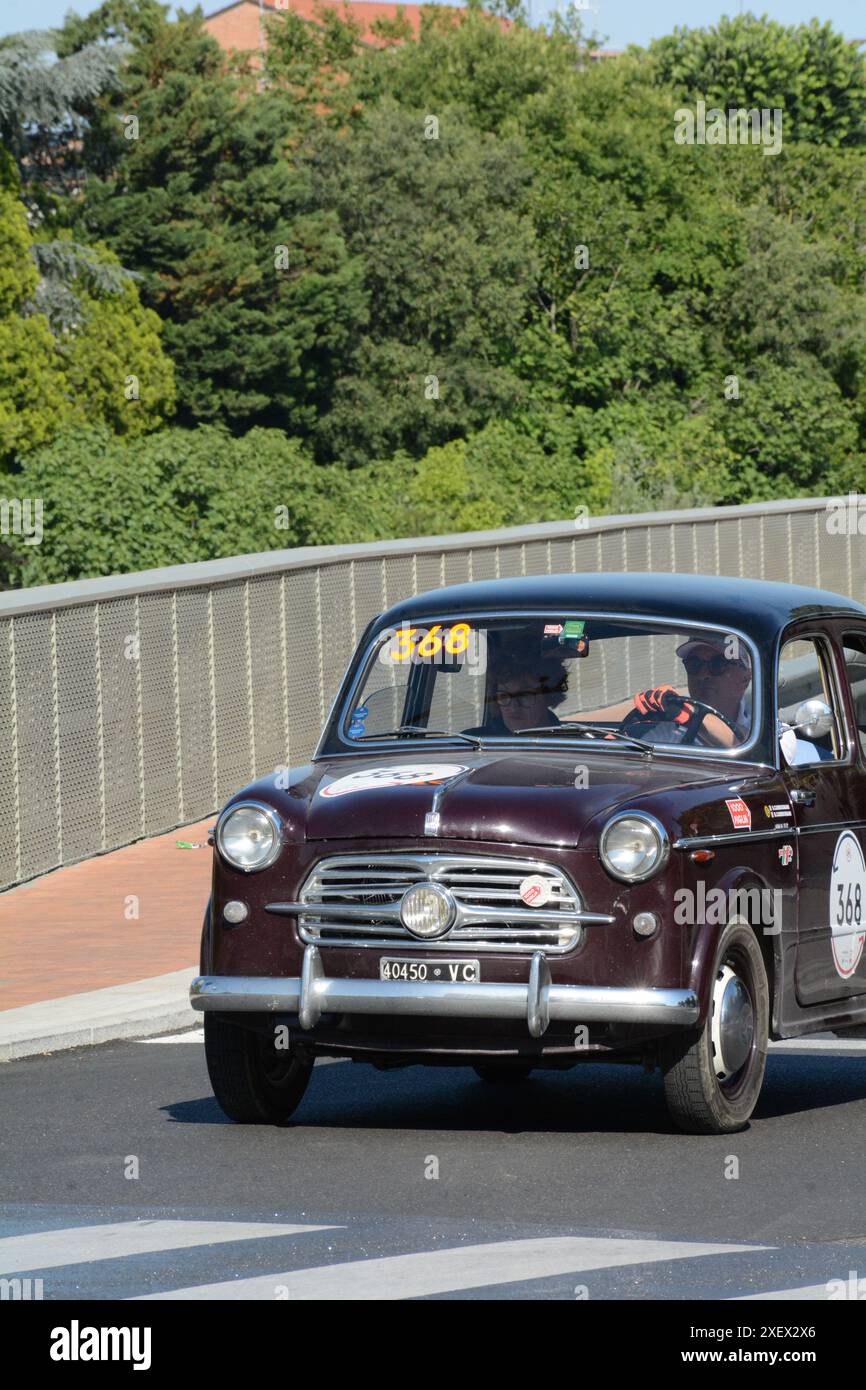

{"left": 379, "top": 571, "right": 866, "bottom": 642}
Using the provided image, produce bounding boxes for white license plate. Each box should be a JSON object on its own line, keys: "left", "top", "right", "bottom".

{"left": 379, "top": 958, "right": 480, "bottom": 983}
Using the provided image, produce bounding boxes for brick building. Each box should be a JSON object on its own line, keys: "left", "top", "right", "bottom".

{"left": 202, "top": 0, "right": 622, "bottom": 61}
{"left": 204, "top": 1, "right": 475, "bottom": 54}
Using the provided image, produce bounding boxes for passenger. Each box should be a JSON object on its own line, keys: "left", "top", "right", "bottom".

{"left": 464, "top": 654, "right": 569, "bottom": 736}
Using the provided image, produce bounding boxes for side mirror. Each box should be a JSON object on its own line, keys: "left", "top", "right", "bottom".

{"left": 792, "top": 698, "right": 834, "bottom": 740}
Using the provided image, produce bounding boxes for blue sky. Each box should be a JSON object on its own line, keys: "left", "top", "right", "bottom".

{"left": 1, "top": 0, "right": 863, "bottom": 47}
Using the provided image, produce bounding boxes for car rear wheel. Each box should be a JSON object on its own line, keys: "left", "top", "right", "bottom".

{"left": 661, "top": 921, "right": 769, "bottom": 1134}
{"left": 473, "top": 1063, "right": 534, "bottom": 1083}
{"left": 204, "top": 1015, "right": 313, "bottom": 1123}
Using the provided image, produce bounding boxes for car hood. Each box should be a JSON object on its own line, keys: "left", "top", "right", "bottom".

{"left": 253, "top": 749, "right": 751, "bottom": 850}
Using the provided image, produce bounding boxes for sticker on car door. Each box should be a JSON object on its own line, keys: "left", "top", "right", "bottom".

{"left": 829, "top": 830, "right": 866, "bottom": 978}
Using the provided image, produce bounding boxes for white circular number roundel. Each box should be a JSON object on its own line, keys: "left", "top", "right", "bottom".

{"left": 319, "top": 764, "right": 468, "bottom": 799}
{"left": 519, "top": 874, "right": 551, "bottom": 908}
{"left": 829, "top": 831, "right": 866, "bottom": 979}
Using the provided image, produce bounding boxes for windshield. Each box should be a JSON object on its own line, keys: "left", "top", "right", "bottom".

{"left": 340, "top": 616, "right": 755, "bottom": 752}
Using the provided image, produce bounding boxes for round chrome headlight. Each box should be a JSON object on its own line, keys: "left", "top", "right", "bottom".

{"left": 216, "top": 802, "right": 282, "bottom": 872}
{"left": 600, "top": 812, "right": 669, "bottom": 883}
{"left": 399, "top": 882, "right": 456, "bottom": 939}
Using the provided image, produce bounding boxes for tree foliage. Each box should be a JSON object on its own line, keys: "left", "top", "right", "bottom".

{"left": 0, "top": 27, "right": 123, "bottom": 214}
{"left": 303, "top": 100, "right": 538, "bottom": 464}
{"left": 79, "top": 9, "right": 367, "bottom": 437}
{"left": 647, "top": 13, "right": 866, "bottom": 147}
{"left": 4, "top": 5, "right": 866, "bottom": 585}
{"left": 0, "top": 151, "right": 174, "bottom": 464}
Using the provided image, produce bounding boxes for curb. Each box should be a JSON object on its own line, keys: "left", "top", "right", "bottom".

{"left": 768, "top": 1037, "right": 866, "bottom": 1054}
{"left": 0, "top": 968, "right": 201, "bottom": 1061}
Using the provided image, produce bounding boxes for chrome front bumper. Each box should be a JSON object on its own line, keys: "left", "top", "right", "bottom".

{"left": 190, "top": 947, "right": 699, "bottom": 1039}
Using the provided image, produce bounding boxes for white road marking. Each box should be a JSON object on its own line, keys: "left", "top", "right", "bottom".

{"left": 0, "top": 1219, "right": 338, "bottom": 1275}
{"left": 140, "top": 1031, "right": 204, "bottom": 1043}
{"left": 733, "top": 1283, "right": 834, "bottom": 1301}
{"left": 135, "top": 1234, "right": 768, "bottom": 1301}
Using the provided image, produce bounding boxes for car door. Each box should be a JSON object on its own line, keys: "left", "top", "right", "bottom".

{"left": 830, "top": 622, "right": 866, "bottom": 996}
{"left": 780, "top": 625, "right": 866, "bottom": 1006}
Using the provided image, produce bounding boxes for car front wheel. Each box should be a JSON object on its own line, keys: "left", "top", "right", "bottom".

{"left": 204, "top": 1015, "right": 313, "bottom": 1123}
{"left": 661, "top": 921, "right": 769, "bottom": 1134}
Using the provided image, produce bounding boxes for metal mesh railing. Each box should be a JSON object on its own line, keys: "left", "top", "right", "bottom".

{"left": 0, "top": 498, "right": 863, "bottom": 890}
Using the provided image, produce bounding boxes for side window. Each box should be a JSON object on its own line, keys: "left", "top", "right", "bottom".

{"left": 842, "top": 633, "right": 866, "bottom": 757}
{"left": 777, "top": 637, "right": 842, "bottom": 766}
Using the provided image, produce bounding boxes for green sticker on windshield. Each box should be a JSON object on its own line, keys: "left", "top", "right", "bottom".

{"left": 556, "top": 618, "right": 588, "bottom": 656}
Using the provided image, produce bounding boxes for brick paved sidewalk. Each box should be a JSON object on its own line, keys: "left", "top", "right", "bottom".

{"left": 0, "top": 822, "right": 214, "bottom": 1010}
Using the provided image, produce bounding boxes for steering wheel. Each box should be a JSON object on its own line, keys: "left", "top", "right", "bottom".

{"left": 620, "top": 694, "right": 740, "bottom": 746}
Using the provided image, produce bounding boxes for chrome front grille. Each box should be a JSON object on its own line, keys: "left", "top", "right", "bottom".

{"left": 276, "top": 853, "right": 603, "bottom": 955}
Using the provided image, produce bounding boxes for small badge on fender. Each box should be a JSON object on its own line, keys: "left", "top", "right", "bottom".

{"left": 778, "top": 844, "right": 794, "bottom": 866}
{"left": 725, "top": 798, "right": 751, "bottom": 830}
{"left": 519, "top": 874, "right": 551, "bottom": 907}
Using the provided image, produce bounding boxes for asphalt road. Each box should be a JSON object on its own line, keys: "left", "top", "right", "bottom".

{"left": 2, "top": 1035, "right": 866, "bottom": 1300}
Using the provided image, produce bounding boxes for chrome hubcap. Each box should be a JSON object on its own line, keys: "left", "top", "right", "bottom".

{"left": 711, "top": 964, "right": 754, "bottom": 1081}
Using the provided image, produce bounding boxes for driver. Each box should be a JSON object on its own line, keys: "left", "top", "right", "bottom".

{"left": 576, "top": 636, "right": 752, "bottom": 747}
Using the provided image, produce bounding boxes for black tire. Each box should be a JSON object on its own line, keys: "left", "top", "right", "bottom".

{"left": 473, "top": 1063, "right": 534, "bottom": 1083}
{"left": 661, "top": 921, "right": 769, "bottom": 1134}
{"left": 204, "top": 1015, "right": 313, "bottom": 1124}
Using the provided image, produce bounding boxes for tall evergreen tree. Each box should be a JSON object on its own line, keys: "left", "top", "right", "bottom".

{"left": 78, "top": 10, "right": 367, "bottom": 437}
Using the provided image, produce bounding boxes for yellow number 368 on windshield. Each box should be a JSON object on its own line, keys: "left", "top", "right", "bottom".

{"left": 381, "top": 622, "right": 473, "bottom": 664}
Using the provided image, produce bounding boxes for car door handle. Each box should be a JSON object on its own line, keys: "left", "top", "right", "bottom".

{"left": 790, "top": 789, "right": 816, "bottom": 806}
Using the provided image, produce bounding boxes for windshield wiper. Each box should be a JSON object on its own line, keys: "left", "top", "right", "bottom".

{"left": 513, "top": 722, "right": 654, "bottom": 757}
{"left": 354, "top": 725, "right": 483, "bottom": 747}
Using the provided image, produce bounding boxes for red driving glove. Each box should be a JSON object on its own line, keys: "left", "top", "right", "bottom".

{"left": 633, "top": 685, "right": 695, "bottom": 725}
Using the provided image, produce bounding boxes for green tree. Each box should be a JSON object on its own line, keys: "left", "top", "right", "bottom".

{"left": 0, "top": 26, "right": 123, "bottom": 213}
{"left": 305, "top": 100, "right": 539, "bottom": 465}
{"left": 262, "top": 2, "right": 364, "bottom": 120}
{"left": 0, "top": 152, "right": 174, "bottom": 464}
{"left": 79, "top": 10, "right": 367, "bottom": 438}
{"left": 57, "top": 0, "right": 169, "bottom": 53}
{"left": 583, "top": 416, "right": 737, "bottom": 514}
{"left": 7, "top": 2, "right": 865, "bottom": 586}
{"left": 58, "top": 244, "right": 176, "bottom": 437}
{"left": 646, "top": 13, "right": 866, "bottom": 147}
{"left": 0, "top": 156, "right": 79, "bottom": 460}
{"left": 406, "top": 418, "right": 610, "bottom": 532}
{"left": 347, "top": 1, "right": 592, "bottom": 135}
{"left": 7, "top": 425, "right": 329, "bottom": 585}
{"left": 709, "top": 361, "right": 861, "bottom": 501}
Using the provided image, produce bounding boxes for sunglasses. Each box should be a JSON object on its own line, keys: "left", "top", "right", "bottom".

{"left": 683, "top": 654, "right": 747, "bottom": 677}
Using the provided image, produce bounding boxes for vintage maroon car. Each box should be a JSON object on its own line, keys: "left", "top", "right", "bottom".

{"left": 192, "top": 572, "right": 866, "bottom": 1132}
